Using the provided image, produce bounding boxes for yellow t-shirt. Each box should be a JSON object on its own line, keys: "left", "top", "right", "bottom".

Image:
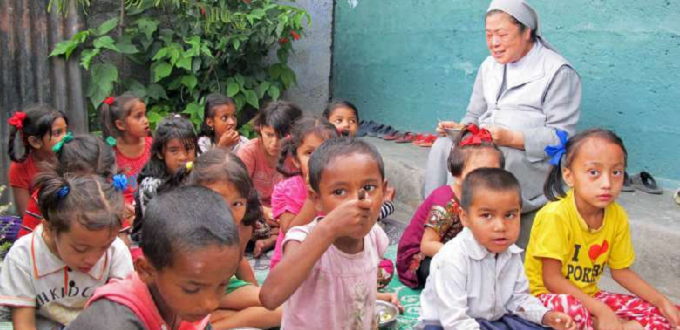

{"left": 525, "top": 190, "right": 635, "bottom": 296}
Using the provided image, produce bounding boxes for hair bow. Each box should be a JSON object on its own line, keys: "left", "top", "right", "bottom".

{"left": 103, "top": 97, "right": 115, "bottom": 105}
{"left": 112, "top": 174, "right": 129, "bottom": 192}
{"left": 8, "top": 112, "right": 27, "bottom": 130}
{"left": 57, "top": 185, "right": 70, "bottom": 199}
{"left": 185, "top": 161, "right": 194, "bottom": 171}
{"left": 459, "top": 124, "right": 493, "bottom": 147}
{"left": 545, "top": 129, "right": 569, "bottom": 166}
{"left": 105, "top": 136, "right": 117, "bottom": 147}
{"left": 51, "top": 131, "right": 74, "bottom": 153}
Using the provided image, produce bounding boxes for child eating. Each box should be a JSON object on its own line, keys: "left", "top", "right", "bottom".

{"left": 419, "top": 168, "right": 574, "bottom": 330}
{"left": 260, "top": 138, "right": 390, "bottom": 330}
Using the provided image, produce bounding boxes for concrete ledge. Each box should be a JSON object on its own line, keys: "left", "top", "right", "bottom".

{"left": 364, "top": 137, "right": 680, "bottom": 303}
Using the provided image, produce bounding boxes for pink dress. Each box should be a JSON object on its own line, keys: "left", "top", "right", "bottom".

{"left": 281, "top": 220, "right": 389, "bottom": 330}
{"left": 270, "top": 175, "right": 308, "bottom": 269}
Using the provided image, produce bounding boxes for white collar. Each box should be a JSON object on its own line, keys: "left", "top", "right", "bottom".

{"left": 459, "top": 227, "right": 523, "bottom": 261}
{"left": 30, "top": 225, "right": 109, "bottom": 281}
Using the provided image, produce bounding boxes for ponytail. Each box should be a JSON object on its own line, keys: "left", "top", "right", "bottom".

{"left": 276, "top": 136, "right": 301, "bottom": 177}
{"left": 543, "top": 157, "right": 567, "bottom": 201}
{"left": 99, "top": 92, "right": 142, "bottom": 139}
{"left": 7, "top": 105, "right": 67, "bottom": 163}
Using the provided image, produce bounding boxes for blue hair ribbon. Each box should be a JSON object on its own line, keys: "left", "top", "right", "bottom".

{"left": 545, "top": 129, "right": 569, "bottom": 166}
{"left": 105, "top": 136, "right": 117, "bottom": 147}
{"left": 57, "top": 185, "right": 70, "bottom": 199}
{"left": 112, "top": 174, "right": 129, "bottom": 192}
{"left": 51, "top": 131, "right": 74, "bottom": 153}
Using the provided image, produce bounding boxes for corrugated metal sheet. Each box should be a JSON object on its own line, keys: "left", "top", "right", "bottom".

{"left": 0, "top": 0, "right": 87, "bottom": 206}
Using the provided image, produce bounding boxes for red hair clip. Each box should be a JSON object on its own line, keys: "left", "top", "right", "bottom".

{"left": 103, "top": 97, "right": 115, "bottom": 105}
{"left": 459, "top": 124, "right": 493, "bottom": 147}
{"left": 8, "top": 111, "right": 27, "bottom": 130}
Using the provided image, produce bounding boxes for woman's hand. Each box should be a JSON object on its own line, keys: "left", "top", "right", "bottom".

{"left": 542, "top": 311, "right": 575, "bottom": 330}
{"left": 435, "top": 121, "right": 461, "bottom": 137}
{"left": 218, "top": 129, "right": 241, "bottom": 148}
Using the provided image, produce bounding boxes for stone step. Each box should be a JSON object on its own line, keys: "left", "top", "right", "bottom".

{"left": 364, "top": 137, "right": 680, "bottom": 303}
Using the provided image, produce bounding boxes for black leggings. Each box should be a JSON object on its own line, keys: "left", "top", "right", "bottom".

{"left": 417, "top": 257, "right": 432, "bottom": 289}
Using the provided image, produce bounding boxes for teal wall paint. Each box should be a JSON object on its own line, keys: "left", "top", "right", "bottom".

{"left": 333, "top": 0, "right": 680, "bottom": 182}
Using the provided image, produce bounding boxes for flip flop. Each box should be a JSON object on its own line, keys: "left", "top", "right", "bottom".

{"left": 377, "top": 125, "right": 394, "bottom": 139}
{"left": 622, "top": 172, "right": 635, "bottom": 192}
{"left": 630, "top": 171, "right": 663, "bottom": 194}
{"left": 414, "top": 134, "right": 436, "bottom": 147}
{"left": 367, "top": 124, "right": 385, "bottom": 137}
{"left": 384, "top": 131, "right": 404, "bottom": 141}
{"left": 395, "top": 132, "right": 417, "bottom": 143}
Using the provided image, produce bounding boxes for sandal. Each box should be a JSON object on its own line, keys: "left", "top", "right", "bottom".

{"left": 367, "top": 124, "right": 385, "bottom": 137}
{"left": 630, "top": 171, "right": 663, "bottom": 194}
{"left": 622, "top": 172, "right": 635, "bottom": 192}
{"left": 377, "top": 125, "right": 395, "bottom": 139}
{"left": 414, "top": 134, "right": 437, "bottom": 147}
{"left": 383, "top": 131, "right": 404, "bottom": 141}
{"left": 395, "top": 132, "right": 417, "bottom": 144}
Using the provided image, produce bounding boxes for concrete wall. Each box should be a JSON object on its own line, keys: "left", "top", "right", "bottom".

{"left": 282, "top": 0, "right": 334, "bottom": 115}
{"left": 333, "top": 0, "right": 680, "bottom": 183}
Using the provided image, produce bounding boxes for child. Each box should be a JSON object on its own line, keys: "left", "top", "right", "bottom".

{"left": 260, "top": 138, "right": 390, "bottom": 330}
{"left": 198, "top": 93, "right": 249, "bottom": 153}
{"left": 322, "top": 100, "right": 359, "bottom": 137}
{"left": 419, "top": 168, "right": 575, "bottom": 330}
{"left": 67, "top": 185, "right": 242, "bottom": 330}
{"left": 269, "top": 117, "right": 338, "bottom": 269}
{"left": 323, "top": 101, "right": 397, "bottom": 222}
{"left": 397, "top": 124, "right": 504, "bottom": 289}
{"left": 0, "top": 173, "right": 133, "bottom": 329}
{"left": 18, "top": 134, "right": 117, "bottom": 238}
{"left": 187, "top": 149, "right": 281, "bottom": 329}
{"left": 99, "top": 92, "right": 152, "bottom": 227}
{"left": 7, "top": 105, "right": 68, "bottom": 217}
{"left": 236, "top": 101, "right": 302, "bottom": 257}
{"left": 525, "top": 129, "right": 680, "bottom": 330}
{"left": 133, "top": 114, "right": 198, "bottom": 222}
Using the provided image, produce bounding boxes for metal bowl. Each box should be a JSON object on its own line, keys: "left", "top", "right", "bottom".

{"left": 444, "top": 127, "right": 462, "bottom": 140}
{"left": 375, "top": 300, "right": 399, "bottom": 330}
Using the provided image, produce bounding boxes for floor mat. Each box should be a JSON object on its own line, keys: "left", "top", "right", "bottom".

{"left": 247, "top": 219, "right": 421, "bottom": 330}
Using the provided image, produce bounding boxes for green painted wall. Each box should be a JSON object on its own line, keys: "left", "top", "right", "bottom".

{"left": 333, "top": 0, "right": 680, "bottom": 183}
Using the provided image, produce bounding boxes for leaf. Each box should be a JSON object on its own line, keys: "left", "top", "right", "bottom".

{"left": 93, "top": 36, "right": 120, "bottom": 52}
{"left": 147, "top": 111, "right": 162, "bottom": 126}
{"left": 176, "top": 56, "right": 192, "bottom": 71}
{"left": 268, "top": 84, "right": 281, "bottom": 101}
{"left": 235, "top": 94, "right": 246, "bottom": 111}
{"left": 244, "top": 90, "right": 259, "bottom": 109}
{"left": 192, "top": 57, "right": 202, "bottom": 73}
{"left": 116, "top": 37, "right": 139, "bottom": 55}
{"left": 147, "top": 84, "right": 168, "bottom": 100}
{"left": 234, "top": 39, "right": 241, "bottom": 50}
{"left": 235, "top": 74, "right": 245, "bottom": 88}
{"left": 152, "top": 48, "right": 168, "bottom": 61}
{"left": 227, "top": 82, "right": 240, "bottom": 97}
{"left": 72, "top": 30, "right": 90, "bottom": 43}
{"left": 95, "top": 17, "right": 119, "bottom": 36}
{"left": 137, "top": 18, "right": 159, "bottom": 41}
{"left": 258, "top": 81, "right": 270, "bottom": 98}
{"left": 80, "top": 48, "right": 100, "bottom": 70}
{"left": 281, "top": 67, "right": 296, "bottom": 89}
{"left": 180, "top": 75, "right": 198, "bottom": 90}
{"left": 268, "top": 64, "right": 282, "bottom": 79}
{"left": 182, "top": 102, "right": 204, "bottom": 124}
{"left": 277, "top": 48, "right": 289, "bottom": 64}
{"left": 88, "top": 63, "right": 118, "bottom": 107}
{"left": 125, "top": 79, "right": 147, "bottom": 98}
{"left": 49, "top": 40, "right": 78, "bottom": 60}
{"left": 153, "top": 62, "right": 173, "bottom": 82}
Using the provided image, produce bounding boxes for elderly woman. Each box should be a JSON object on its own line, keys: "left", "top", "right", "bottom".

{"left": 424, "top": 0, "right": 581, "bottom": 216}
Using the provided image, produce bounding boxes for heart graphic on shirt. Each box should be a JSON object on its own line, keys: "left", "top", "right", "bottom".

{"left": 588, "top": 240, "right": 609, "bottom": 261}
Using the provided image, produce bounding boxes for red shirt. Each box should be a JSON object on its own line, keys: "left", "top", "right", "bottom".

{"left": 115, "top": 137, "right": 152, "bottom": 205}
{"left": 18, "top": 190, "right": 42, "bottom": 238}
{"left": 9, "top": 156, "right": 38, "bottom": 191}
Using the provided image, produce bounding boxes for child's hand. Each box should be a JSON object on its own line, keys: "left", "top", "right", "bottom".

{"left": 389, "top": 293, "right": 404, "bottom": 314}
{"left": 542, "top": 311, "right": 575, "bottom": 330}
{"left": 657, "top": 297, "right": 680, "bottom": 329}
{"left": 322, "top": 195, "right": 373, "bottom": 238}
{"left": 218, "top": 129, "right": 241, "bottom": 148}
{"left": 435, "top": 120, "right": 460, "bottom": 137}
{"left": 383, "top": 182, "right": 396, "bottom": 202}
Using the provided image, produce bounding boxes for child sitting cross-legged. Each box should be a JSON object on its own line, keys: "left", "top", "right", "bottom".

{"left": 418, "top": 168, "right": 575, "bottom": 330}
{"left": 260, "top": 138, "right": 390, "bottom": 330}
{"left": 67, "top": 185, "right": 242, "bottom": 330}
{"left": 0, "top": 173, "right": 133, "bottom": 329}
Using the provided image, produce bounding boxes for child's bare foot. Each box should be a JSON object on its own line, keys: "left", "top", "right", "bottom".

{"left": 253, "top": 235, "right": 278, "bottom": 258}
{"left": 622, "top": 320, "right": 643, "bottom": 330}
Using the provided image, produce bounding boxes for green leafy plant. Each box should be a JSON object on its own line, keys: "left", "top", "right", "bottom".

{"left": 50, "top": 0, "right": 309, "bottom": 132}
